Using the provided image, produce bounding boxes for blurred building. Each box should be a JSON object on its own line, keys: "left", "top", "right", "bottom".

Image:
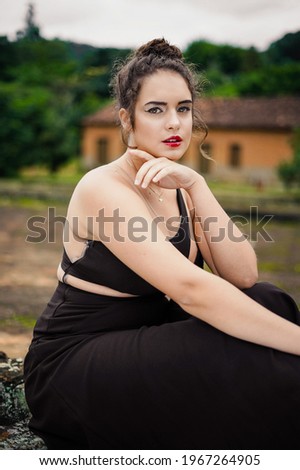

{"left": 81, "top": 97, "right": 300, "bottom": 183}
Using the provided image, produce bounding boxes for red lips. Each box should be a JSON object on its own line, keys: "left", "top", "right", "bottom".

{"left": 163, "top": 135, "right": 182, "bottom": 143}
{"left": 163, "top": 136, "right": 182, "bottom": 148}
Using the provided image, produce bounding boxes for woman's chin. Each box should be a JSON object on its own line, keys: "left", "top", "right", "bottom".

{"left": 163, "top": 150, "right": 185, "bottom": 161}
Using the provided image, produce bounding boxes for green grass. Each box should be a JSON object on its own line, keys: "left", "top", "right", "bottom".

{"left": 294, "top": 264, "right": 300, "bottom": 273}
{"left": 0, "top": 314, "right": 37, "bottom": 330}
{"left": 0, "top": 195, "right": 67, "bottom": 210}
{"left": 257, "top": 261, "right": 286, "bottom": 272}
{"left": 12, "top": 314, "right": 37, "bottom": 329}
{"left": 207, "top": 178, "right": 300, "bottom": 199}
{"left": 19, "top": 158, "right": 86, "bottom": 185}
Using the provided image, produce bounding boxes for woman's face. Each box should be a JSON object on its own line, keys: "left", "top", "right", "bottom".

{"left": 131, "top": 70, "right": 193, "bottom": 160}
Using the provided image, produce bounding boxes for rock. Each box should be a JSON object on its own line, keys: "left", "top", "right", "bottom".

{"left": 0, "top": 351, "right": 47, "bottom": 449}
{"left": 0, "top": 419, "right": 47, "bottom": 450}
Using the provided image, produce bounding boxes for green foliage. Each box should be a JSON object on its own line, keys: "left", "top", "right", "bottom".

{"left": 266, "top": 31, "right": 300, "bottom": 64}
{"left": 184, "top": 35, "right": 299, "bottom": 97}
{"left": 12, "top": 38, "right": 78, "bottom": 85}
{"left": 0, "top": 51, "right": 109, "bottom": 176}
{"left": 0, "top": 83, "right": 78, "bottom": 176}
{"left": 185, "top": 40, "right": 265, "bottom": 97}
{"left": 184, "top": 40, "right": 263, "bottom": 76}
{"left": 236, "top": 63, "right": 300, "bottom": 96}
{"left": 81, "top": 47, "right": 132, "bottom": 97}
{"left": 278, "top": 129, "right": 300, "bottom": 187}
{"left": 0, "top": 36, "right": 17, "bottom": 81}
{"left": 0, "top": 83, "right": 46, "bottom": 176}
{"left": 184, "top": 40, "right": 219, "bottom": 70}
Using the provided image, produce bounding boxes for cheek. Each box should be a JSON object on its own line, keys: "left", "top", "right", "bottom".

{"left": 184, "top": 119, "right": 193, "bottom": 139}
{"left": 134, "top": 119, "right": 158, "bottom": 140}
{"left": 187, "top": 114, "right": 193, "bottom": 129}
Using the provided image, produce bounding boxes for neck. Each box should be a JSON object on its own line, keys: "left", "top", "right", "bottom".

{"left": 117, "top": 151, "right": 165, "bottom": 203}
{"left": 121, "top": 150, "right": 143, "bottom": 174}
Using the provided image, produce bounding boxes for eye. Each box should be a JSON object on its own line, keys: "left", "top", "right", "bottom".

{"left": 178, "top": 106, "right": 191, "bottom": 113}
{"left": 147, "top": 107, "right": 163, "bottom": 114}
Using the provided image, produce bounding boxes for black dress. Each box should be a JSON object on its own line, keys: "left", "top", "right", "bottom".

{"left": 24, "top": 190, "right": 300, "bottom": 450}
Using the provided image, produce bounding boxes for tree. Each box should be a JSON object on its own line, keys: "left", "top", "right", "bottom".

{"left": 12, "top": 38, "right": 78, "bottom": 85}
{"left": 0, "top": 83, "right": 78, "bottom": 176}
{"left": 16, "top": 3, "right": 41, "bottom": 41}
{"left": 215, "top": 45, "right": 243, "bottom": 75}
{"left": 184, "top": 40, "right": 262, "bottom": 75}
{"left": 241, "top": 47, "right": 263, "bottom": 72}
{"left": 38, "top": 91, "right": 79, "bottom": 173}
{"left": 236, "top": 63, "right": 300, "bottom": 96}
{"left": 278, "top": 129, "right": 300, "bottom": 187}
{"left": 81, "top": 47, "right": 132, "bottom": 97}
{"left": 0, "top": 83, "right": 46, "bottom": 176}
{"left": 0, "top": 36, "right": 17, "bottom": 81}
{"left": 267, "top": 31, "right": 300, "bottom": 64}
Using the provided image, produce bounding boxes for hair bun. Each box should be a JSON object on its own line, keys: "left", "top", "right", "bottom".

{"left": 135, "top": 38, "right": 183, "bottom": 61}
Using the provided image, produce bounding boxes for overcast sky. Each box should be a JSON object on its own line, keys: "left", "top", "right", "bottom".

{"left": 1, "top": 0, "right": 299, "bottom": 51}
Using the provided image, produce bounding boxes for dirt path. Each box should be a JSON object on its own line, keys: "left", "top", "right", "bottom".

{"left": 0, "top": 331, "right": 33, "bottom": 358}
{"left": 0, "top": 205, "right": 65, "bottom": 357}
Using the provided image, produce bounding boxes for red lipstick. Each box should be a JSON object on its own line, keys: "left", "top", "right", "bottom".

{"left": 163, "top": 135, "right": 182, "bottom": 148}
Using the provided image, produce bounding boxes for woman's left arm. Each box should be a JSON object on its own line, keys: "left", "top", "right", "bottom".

{"left": 186, "top": 173, "right": 258, "bottom": 288}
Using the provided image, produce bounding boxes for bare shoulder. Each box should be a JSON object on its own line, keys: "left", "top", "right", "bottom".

{"left": 77, "top": 162, "right": 128, "bottom": 192}
{"left": 70, "top": 161, "right": 135, "bottom": 208}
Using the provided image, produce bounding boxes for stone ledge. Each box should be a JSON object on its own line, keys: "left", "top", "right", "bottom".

{"left": 0, "top": 419, "right": 47, "bottom": 450}
{"left": 0, "top": 351, "right": 47, "bottom": 450}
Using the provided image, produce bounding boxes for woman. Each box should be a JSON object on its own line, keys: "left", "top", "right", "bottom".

{"left": 24, "top": 38, "right": 300, "bottom": 450}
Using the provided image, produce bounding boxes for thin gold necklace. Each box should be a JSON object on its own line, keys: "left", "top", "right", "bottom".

{"left": 126, "top": 158, "right": 164, "bottom": 203}
{"left": 115, "top": 162, "right": 180, "bottom": 240}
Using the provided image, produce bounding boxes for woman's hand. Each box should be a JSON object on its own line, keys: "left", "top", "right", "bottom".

{"left": 128, "top": 148, "right": 200, "bottom": 191}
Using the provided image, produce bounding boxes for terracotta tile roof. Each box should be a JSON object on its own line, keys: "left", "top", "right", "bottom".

{"left": 197, "top": 97, "right": 300, "bottom": 130}
{"left": 82, "top": 97, "right": 300, "bottom": 130}
{"left": 82, "top": 103, "right": 119, "bottom": 126}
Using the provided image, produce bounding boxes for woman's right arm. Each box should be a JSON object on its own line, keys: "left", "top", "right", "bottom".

{"left": 69, "top": 169, "right": 300, "bottom": 356}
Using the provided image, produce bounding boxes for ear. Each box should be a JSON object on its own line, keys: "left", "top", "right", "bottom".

{"left": 119, "top": 108, "right": 132, "bottom": 132}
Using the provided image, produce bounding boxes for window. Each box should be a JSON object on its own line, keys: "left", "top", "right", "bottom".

{"left": 229, "top": 144, "right": 241, "bottom": 168}
{"left": 200, "top": 143, "right": 212, "bottom": 174}
{"left": 97, "top": 138, "right": 108, "bottom": 165}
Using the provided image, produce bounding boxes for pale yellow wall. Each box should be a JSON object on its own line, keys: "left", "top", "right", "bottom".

{"left": 185, "top": 129, "right": 293, "bottom": 181}
{"left": 204, "top": 129, "right": 292, "bottom": 168}
{"left": 82, "top": 125, "right": 293, "bottom": 181}
{"left": 81, "top": 127, "right": 124, "bottom": 167}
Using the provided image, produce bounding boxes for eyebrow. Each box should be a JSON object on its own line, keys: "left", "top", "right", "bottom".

{"left": 144, "top": 99, "right": 193, "bottom": 106}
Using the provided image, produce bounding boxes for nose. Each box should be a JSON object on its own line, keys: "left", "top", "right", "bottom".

{"left": 166, "top": 110, "right": 180, "bottom": 130}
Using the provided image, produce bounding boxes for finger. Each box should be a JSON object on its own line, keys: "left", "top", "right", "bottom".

{"left": 135, "top": 159, "right": 167, "bottom": 186}
{"left": 152, "top": 166, "right": 173, "bottom": 183}
{"left": 139, "top": 162, "right": 168, "bottom": 188}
